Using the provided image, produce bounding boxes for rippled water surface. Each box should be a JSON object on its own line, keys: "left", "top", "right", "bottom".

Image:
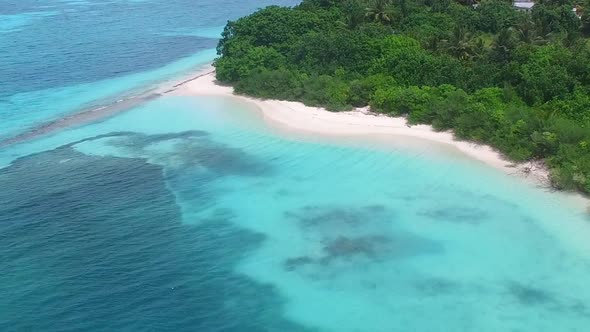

{"left": 2, "top": 1, "right": 590, "bottom": 331}
{"left": 0, "top": 0, "right": 297, "bottom": 141}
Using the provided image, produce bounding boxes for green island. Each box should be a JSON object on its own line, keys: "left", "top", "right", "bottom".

{"left": 214, "top": 0, "right": 590, "bottom": 194}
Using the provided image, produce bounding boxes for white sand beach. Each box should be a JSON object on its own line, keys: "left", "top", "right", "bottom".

{"left": 172, "top": 69, "right": 559, "bottom": 189}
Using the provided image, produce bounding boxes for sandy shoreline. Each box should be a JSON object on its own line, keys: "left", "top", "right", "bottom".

{"left": 173, "top": 69, "right": 557, "bottom": 187}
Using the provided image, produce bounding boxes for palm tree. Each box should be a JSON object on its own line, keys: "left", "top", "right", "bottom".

{"left": 514, "top": 15, "right": 535, "bottom": 43}
{"left": 343, "top": 0, "right": 366, "bottom": 28}
{"left": 491, "top": 28, "right": 517, "bottom": 63}
{"left": 366, "top": 0, "right": 393, "bottom": 25}
{"left": 510, "top": 15, "right": 552, "bottom": 45}
{"left": 443, "top": 27, "right": 481, "bottom": 60}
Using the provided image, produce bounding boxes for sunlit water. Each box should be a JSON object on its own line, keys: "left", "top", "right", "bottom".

{"left": 0, "top": 0, "right": 296, "bottom": 141}
{"left": 2, "top": 1, "right": 590, "bottom": 331}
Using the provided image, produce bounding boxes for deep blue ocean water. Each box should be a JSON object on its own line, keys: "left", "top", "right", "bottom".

{"left": 3, "top": 1, "right": 590, "bottom": 331}
{"left": 0, "top": 0, "right": 296, "bottom": 141}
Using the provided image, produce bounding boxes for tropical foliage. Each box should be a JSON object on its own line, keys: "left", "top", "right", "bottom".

{"left": 215, "top": 0, "right": 590, "bottom": 194}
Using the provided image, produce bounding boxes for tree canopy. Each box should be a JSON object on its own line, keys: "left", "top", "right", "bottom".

{"left": 215, "top": 0, "right": 590, "bottom": 194}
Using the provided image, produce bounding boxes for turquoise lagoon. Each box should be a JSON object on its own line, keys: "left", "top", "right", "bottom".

{"left": 2, "top": 0, "right": 590, "bottom": 331}
{"left": 2, "top": 95, "right": 590, "bottom": 331}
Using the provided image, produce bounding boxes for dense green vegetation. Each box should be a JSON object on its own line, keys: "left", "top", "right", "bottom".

{"left": 214, "top": 0, "right": 590, "bottom": 194}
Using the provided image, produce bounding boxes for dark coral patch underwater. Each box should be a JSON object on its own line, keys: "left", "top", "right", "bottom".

{"left": 0, "top": 137, "right": 308, "bottom": 332}
{"left": 283, "top": 205, "right": 443, "bottom": 271}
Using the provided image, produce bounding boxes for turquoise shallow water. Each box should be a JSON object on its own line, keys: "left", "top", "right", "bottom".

{"left": 3, "top": 95, "right": 590, "bottom": 331}
{"left": 0, "top": 0, "right": 296, "bottom": 141}
{"left": 3, "top": 0, "right": 590, "bottom": 330}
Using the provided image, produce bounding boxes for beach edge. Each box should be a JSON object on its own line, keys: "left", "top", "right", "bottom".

{"left": 173, "top": 70, "right": 559, "bottom": 188}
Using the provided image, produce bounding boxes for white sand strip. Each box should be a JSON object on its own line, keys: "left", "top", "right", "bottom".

{"left": 173, "top": 71, "right": 554, "bottom": 188}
